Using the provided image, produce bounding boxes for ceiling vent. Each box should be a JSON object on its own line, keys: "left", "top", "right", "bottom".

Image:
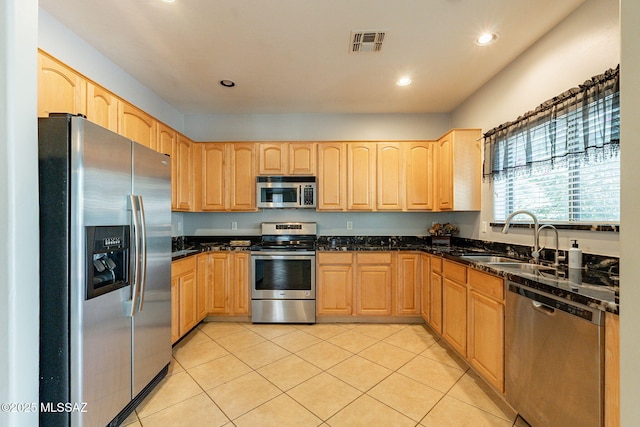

{"left": 350, "top": 31, "right": 386, "bottom": 53}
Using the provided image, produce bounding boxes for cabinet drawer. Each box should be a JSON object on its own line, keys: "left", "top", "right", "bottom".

{"left": 356, "top": 252, "right": 392, "bottom": 264}
{"left": 430, "top": 256, "right": 442, "bottom": 273}
{"left": 172, "top": 256, "right": 197, "bottom": 276}
{"left": 468, "top": 269, "right": 504, "bottom": 301}
{"left": 318, "top": 252, "right": 353, "bottom": 264}
{"left": 443, "top": 260, "right": 467, "bottom": 283}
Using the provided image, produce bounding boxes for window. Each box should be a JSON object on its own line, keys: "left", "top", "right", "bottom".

{"left": 484, "top": 67, "right": 620, "bottom": 224}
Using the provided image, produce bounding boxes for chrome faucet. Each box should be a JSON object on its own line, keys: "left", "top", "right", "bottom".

{"left": 502, "top": 210, "right": 540, "bottom": 262}
{"left": 538, "top": 224, "right": 563, "bottom": 267}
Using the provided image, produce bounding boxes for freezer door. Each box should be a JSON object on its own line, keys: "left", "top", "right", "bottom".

{"left": 131, "top": 142, "right": 172, "bottom": 397}
{"left": 71, "top": 117, "right": 133, "bottom": 427}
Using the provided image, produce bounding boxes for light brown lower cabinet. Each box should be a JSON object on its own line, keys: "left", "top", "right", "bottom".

{"left": 420, "top": 254, "right": 430, "bottom": 322}
{"left": 171, "top": 256, "right": 198, "bottom": 344}
{"left": 428, "top": 257, "right": 444, "bottom": 334}
{"left": 355, "top": 253, "right": 393, "bottom": 316}
{"left": 467, "top": 269, "right": 505, "bottom": 393}
{"left": 316, "top": 252, "right": 354, "bottom": 315}
{"left": 605, "top": 312, "right": 619, "bottom": 427}
{"left": 199, "top": 251, "right": 251, "bottom": 316}
{"left": 396, "top": 252, "right": 421, "bottom": 315}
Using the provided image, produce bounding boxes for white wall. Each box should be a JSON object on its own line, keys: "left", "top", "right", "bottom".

{"left": 38, "top": 9, "right": 185, "bottom": 132}
{"left": 619, "top": 1, "right": 640, "bottom": 424}
{"left": 185, "top": 112, "right": 451, "bottom": 142}
{"left": 451, "top": 0, "right": 620, "bottom": 257}
{"left": 1, "top": 0, "right": 39, "bottom": 426}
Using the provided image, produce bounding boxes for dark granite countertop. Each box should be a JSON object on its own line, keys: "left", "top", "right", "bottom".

{"left": 172, "top": 235, "right": 619, "bottom": 314}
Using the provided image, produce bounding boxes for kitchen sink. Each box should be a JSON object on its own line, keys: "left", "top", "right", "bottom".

{"left": 487, "top": 262, "right": 557, "bottom": 272}
{"left": 459, "top": 254, "right": 523, "bottom": 263}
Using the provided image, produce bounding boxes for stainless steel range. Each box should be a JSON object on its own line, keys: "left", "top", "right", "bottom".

{"left": 251, "top": 222, "right": 316, "bottom": 323}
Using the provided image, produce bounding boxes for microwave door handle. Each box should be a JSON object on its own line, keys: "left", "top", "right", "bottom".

{"left": 129, "top": 195, "right": 140, "bottom": 317}
{"left": 137, "top": 195, "right": 147, "bottom": 312}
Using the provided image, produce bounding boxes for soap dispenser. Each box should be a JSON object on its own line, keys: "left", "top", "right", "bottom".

{"left": 568, "top": 240, "right": 582, "bottom": 269}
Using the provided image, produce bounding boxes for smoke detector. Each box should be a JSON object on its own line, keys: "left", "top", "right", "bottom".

{"left": 350, "top": 31, "right": 386, "bottom": 53}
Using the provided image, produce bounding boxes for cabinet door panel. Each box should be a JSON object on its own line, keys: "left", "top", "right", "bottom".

{"left": 200, "top": 143, "right": 227, "bottom": 211}
{"left": 356, "top": 264, "right": 392, "bottom": 315}
{"left": 175, "top": 135, "right": 193, "bottom": 211}
{"left": 232, "top": 253, "right": 250, "bottom": 315}
{"left": 208, "top": 253, "right": 230, "bottom": 314}
{"left": 178, "top": 271, "right": 198, "bottom": 336}
{"left": 119, "top": 102, "right": 157, "bottom": 149}
{"left": 259, "top": 143, "right": 287, "bottom": 175}
{"left": 406, "top": 142, "right": 434, "bottom": 210}
{"left": 347, "top": 143, "right": 376, "bottom": 210}
{"left": 289, "top": 143, "right": 316, "bottom": 175}
{"left": 429, "top": 272, "right": 443, "bottom": 334}
{"left": 377, "top": 143, "right": 403, "bottom": 210}
{"left": 442, "top": 278, "right": 467, "bottom": 356}
{"left": 317, "top": 143, "right": 346, "bottom": 210}
{"left": 38, "top": 52, "right": 86, "bottom": 118}
{"left": 421, "top": 255, "right": 430, "bottom": 322}
{"left": 396, "top": 253, "right": 420, "bottom": 315}
{"left": 86, "top": 82, "right": 119, "bottom": 132}
{"left": 437, "top": 136, "right": 453, "bottom": 210}
{"left": 229, "top": 143, "right": 256, "bottom": 211}
{"left": 468, "top": 290, "right": 504, "bottom": 392}
{"left": 317, "top": 265, "right": 353, "bottom": 315}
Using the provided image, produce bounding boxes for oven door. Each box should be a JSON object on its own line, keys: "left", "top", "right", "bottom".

{"left": 251, "top": 251, "right": 316, "bottom": 299}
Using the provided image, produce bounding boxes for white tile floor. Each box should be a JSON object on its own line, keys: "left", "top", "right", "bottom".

{"left": 122, "top": 322, "right": 522, "bottom": 427}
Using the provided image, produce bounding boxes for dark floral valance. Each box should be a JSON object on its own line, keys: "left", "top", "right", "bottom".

{"left": 483, "top": 65, "right": 620, "bottom": 182}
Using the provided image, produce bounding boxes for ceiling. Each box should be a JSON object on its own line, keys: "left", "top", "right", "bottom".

{"left": 39, "top": 0, "right": 586, "bottom": 115}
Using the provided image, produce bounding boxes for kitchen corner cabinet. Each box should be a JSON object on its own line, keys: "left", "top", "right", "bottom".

{"left": 38, "top": 51, "right": 87, "bottom": 118}
{"left": 436, "top": 129, "right": 482, "bottom": 211}
{"left": 231, "top": 252, "right": 251, "bottom": 315}
{"left": 442, "top": 260, "right": 467, "bottom": 356}
{"left": 467, "top": 269, "right": 505, "bottom": 393}
{"left": 396, "top": 252, "right": 421, "bottom": 315}
{"left": 171, "top": 256, "right": 198, "bottom": 344}
{"left": 347, "top": 142, "right": 376, "bottom": 210}
{"left": 317, "top": 143, "right": 347, "bottom": 211}
{"left": 316, "top": 252, "right": 354, "bottom": 315}
{"left": 86, "top": 82, "right": 120, "bottom": 133}
{"left": 118, "top": 102, "right": 157, "bottom": 150}
{"left": 354, "top": 252, "right": 393, "bottom": 315}
{"left": 195, "top": 254, "right": 209, "bottom": 322}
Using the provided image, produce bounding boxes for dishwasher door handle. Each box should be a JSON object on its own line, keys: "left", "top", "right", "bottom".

{"left": 532, "top": 300, "right": 556, "bottom": 315}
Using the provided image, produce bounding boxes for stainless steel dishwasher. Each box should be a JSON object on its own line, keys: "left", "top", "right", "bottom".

{"left": 506, "top": 281, "right": 604, "bottom": 427}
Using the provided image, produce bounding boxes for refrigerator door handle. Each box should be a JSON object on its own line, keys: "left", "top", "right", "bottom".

{"left": 137, "top": 195, "right": 148, "bottom": 312}
{"left": 129, "top": 195, "right": 141, "bottom": 317}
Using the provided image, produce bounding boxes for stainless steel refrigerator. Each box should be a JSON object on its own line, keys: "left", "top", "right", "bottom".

{"left": 38, "top": 114, "right": 172, "bottom": 426}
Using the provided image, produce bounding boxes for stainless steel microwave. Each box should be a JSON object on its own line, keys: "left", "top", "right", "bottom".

{"left": 256, "top": 176, "right": 316, "bottom": 209}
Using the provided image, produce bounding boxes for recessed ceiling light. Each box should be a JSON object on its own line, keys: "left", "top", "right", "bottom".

{"left": 220, "top": 80, "right": 236, "bottom": 88}
{"left": 396, "top": 77, "right": 412, "bottom": 87}
{"left": 475, "top": 32, "right": 498, "bottom": 46}
{"left": 161, "top": 0, "right": 176, "bottom": 3}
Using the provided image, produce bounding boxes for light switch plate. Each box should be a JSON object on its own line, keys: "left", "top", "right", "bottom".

{"left": 231, "top": 221, "right": 238, "bottom": 230}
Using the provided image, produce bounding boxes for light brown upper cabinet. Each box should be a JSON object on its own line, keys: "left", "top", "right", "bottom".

{"left": 436, "top": 129, "right": 482, "bottom": 211}
{"left": 406, "top": 141, "right": 434, "bottom": 210}
{"left": 229, "top": 143, "right": 257, "bottom": 211}
{"left": 377, "top": 142, "right": 403, "bottom": 211}
{"left": 38, "top": 51, "right": 86, "bottom": 118}
{"left": 174, "top": 134, "right": 194, "bottom": 211}
{"left": 86, "top": 82, "right": 120, "bottom": 133}
{"left": 196, "top": 143, "right": 227, "bottom": 211}
{"left": 317, "top": 143, "right": 347, "bottom": 211}
{"left": 347, "top": 142, "right": 376, "bottom": 210}
{"left": 118, "top": 102, "right": 157, "bottom": 150}
{"left": 156, "top": 123, "right": 178, "bottom": 210}
{"left": 258, "top": 142, "right": 317, "bottom": 175}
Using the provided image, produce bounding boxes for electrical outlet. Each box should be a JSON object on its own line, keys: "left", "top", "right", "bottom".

{"left": 231, "top": 221, "right": 238, "bottom": 230}
{"left": 481, "top": 221, "right": 488, "bottom": 233}
{"left": 346, "top": 221, "right": 353, "bottom": 230}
